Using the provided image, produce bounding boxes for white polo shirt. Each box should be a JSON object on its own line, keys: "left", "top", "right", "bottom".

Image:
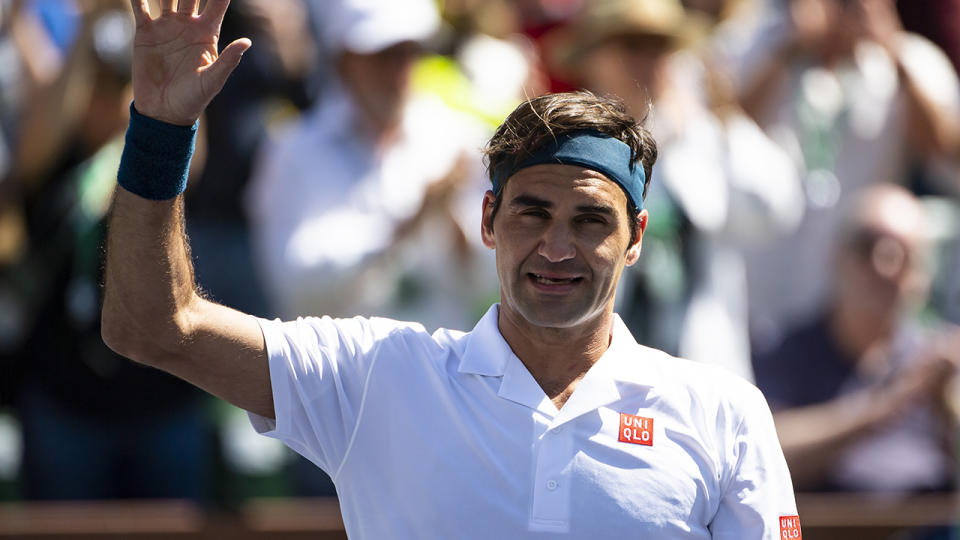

{"left": 249, "top": 305, "right": 799, "bottom": 539}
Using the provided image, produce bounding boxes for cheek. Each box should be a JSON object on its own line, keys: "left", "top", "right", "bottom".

{"left": 493, "top": 236, "right": 532, "bottom": 272}
{"left": 590, "top": 240, "right": 630, "bottom": 279}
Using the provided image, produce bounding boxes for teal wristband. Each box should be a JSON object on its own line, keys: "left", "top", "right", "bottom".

{"left": 117, "top": 102, "right": 198, "bottom": 200}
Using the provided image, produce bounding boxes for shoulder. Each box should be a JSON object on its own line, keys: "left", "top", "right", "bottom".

{"left": 261, "top": 93, "right": 351, "bottom": 159}
{"left": 648, "top": 345, "right": 756, "bottom": 389}
{"left": 257, "top": 314, "right": 469, "bottom": 369}
{"left": 258, "top": 315, "right": 435, "bottom": 355}
{"left": 897, "top": 32, "right": 956, "bottom": 67}
{"left": 403, "top": 94, "right": 490, "bottom": 152}
{"left": 644, "top": 346, "right": 769, "bottom": 427}
{"left": 754, "top": 316, "right": 831, "bottom": 374}
{"left": 896, "top": 32, "right": 960, "bottom": 105}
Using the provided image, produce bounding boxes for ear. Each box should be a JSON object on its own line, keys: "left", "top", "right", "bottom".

{"left": 625, "top": 209, "right": 648, "bottom": 266}
{"left": 481, "top": 190, "right": 497, "bottom": 250}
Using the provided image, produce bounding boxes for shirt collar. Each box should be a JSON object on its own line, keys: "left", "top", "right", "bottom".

{"left": 605, "top": 314, "right": 662, "bottom": 388}
{"left": 458, "top": 304, "right": 510, "bottom": 377}
{"left": 459, "top": 304, "right": 662, "bottom": 421}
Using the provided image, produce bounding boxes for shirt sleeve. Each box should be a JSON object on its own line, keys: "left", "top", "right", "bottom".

{"left": 709, "top": 384, "right": 800, "bottom": 539}
{"left": 247, "top": 315, "right": 423, "bottom": 475}
{"left": 898, "top": 32, "right": 960, "bottom": 114}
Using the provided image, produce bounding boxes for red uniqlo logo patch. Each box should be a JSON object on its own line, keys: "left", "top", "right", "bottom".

{"left": 779, "top": 515, "right": 801, "bottom": 539}
{"left": 618, "top": 413, "right": 653, "bottom": 446}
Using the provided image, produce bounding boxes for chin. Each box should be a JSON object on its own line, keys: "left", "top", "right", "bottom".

{"left": 514, "top": 302, "right": 601, "bottom": 330}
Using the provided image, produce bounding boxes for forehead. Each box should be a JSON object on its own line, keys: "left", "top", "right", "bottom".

{"left": 856, "top": 192, "right": 926, "bottom": 247}
{"left": 503, "top": 164, "right": 629, "bottom": 208}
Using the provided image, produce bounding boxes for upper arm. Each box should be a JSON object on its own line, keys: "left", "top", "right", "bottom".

{"left": 104, "top": 292, "right": 274, "bottom": 419}
{"left": 174, "top": 297, "right": 274, "bottom": 419}
{"left": 709, "top": 385, "right": 799, "bottom": 539}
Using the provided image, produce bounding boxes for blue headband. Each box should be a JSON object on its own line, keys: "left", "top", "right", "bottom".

{"left": 491, "top": 131, "right": 645, "bottom": 210}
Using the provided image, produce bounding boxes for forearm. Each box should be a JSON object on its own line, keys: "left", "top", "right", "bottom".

{"left": 103, "top": 186, "right": 273, "bottom": 418}
{"left": 773, "top": 391, "right": 886, "bottom": 489}
{"left": 739, "top": 40, "right": 795, "bottom": 125}
{"left": 11, "top": 10, "right": 96, "bottom": 185}
{"left": 102, "top": 189, "right": 200, "bottom": 367}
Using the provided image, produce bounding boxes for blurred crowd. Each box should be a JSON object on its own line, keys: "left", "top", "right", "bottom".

{"left": 0, "top": 0, "right": 959, "bottom": 522}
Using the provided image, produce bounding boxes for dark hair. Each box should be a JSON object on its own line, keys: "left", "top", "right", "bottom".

{"left": 483, "top": 91, "right": 657, "bottom": 241}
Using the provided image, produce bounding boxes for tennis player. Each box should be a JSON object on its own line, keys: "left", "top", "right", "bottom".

{"left": 103, "top": 1, "right": 800, "bottom": 537}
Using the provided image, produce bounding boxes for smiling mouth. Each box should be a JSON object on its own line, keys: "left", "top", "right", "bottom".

{"left": 529, "top": 273, "right": 583, "bottom": 285}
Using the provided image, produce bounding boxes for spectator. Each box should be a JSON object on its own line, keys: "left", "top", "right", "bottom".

{"left": 754, "top": 184, "right": 959, "bottom": 494}
{"left": 5, "top": 4, "right": 211, "bottom": 501}
{"left": 0, "top": 0, "right": 89, "bottom": 359}
{"left": 186, "top": 0, "right": 321, "bottom": 321}
{"left": 738, "top": 0, "right": 960, "bottom": 351}
{"left": 244, "top": 0, "right": 498, "bottom": 495}
{"left": 246, "top": 0, "right": 496, "bottom": 332}
{"left": 548, "top": 0, "right": 801, "bottom": 380}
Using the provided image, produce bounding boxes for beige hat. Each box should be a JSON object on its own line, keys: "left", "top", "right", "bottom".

{"left": 547, "top": 0, "right": 707, "bottom": 68}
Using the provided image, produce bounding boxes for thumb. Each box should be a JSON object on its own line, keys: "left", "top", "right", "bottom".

{"left": 204, "top": 38, "right": 252, "bottom": 97}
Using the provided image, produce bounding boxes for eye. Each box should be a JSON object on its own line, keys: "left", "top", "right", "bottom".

{"left": 519, "top": 208, "right": 550, "bottom": 219}
{"left": 577, "top": 214, "right": 608, "bottom": 225}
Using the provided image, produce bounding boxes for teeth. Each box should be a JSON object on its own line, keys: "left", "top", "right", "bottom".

{"left": 533, "top": 274, "right": 575, "bottom": 284}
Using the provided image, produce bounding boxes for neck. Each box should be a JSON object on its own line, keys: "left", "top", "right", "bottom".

{"left": 497, "top": 306, "right": 614, "bottom": 408}
{"left": 357, "top": 109, "right": 401, "bottom": 150}
{"left": 335, "top": 82, "right": 402, "bottom": 151}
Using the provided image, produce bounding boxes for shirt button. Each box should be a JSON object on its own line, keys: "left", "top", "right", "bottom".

{"left": 546, "top": 480, "right": 559, "bottom": 491}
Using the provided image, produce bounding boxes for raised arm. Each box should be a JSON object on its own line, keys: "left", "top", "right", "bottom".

{"left": 101, "top": 0, "right": 274, "bottom": 419}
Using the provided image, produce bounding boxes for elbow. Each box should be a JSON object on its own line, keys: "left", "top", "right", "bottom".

{"left": 100, "top": 293, "right": 193, "bottom": 370}
{"left": 101, "top": 296, "right": 156, "bottom": 367}
{"left": 100, "top": 309, "right": 130, "bottom": 360}
{"left": 101, "top": 291, "right": 137, "bottom": 360}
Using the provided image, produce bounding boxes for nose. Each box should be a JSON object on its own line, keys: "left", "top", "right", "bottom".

{"left": 537, "top": 222, "right": 576, "bottom": 263}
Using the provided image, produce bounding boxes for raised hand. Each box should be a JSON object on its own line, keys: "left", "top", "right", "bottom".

{"left": 129, "top": 0, "right": 251, "bottom": 126}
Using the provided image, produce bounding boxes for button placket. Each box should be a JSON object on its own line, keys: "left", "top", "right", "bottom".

{"left": 529, "top": 421, "right": 573, "bottom": 532}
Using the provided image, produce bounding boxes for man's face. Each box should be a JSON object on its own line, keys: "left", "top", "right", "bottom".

{"left": 835, "top": 189, "right": 930, "bottom": 320}
{"left": 579, "top": 35, "right": 671, "bottom": 112}
{"left": 481, "top": 164, "right": 646, "bottom": 331}
{"left": 337, "top": 42, "right": 421, "bottom": 134}
{"left": 839, "top": 224, "right": 929, "bottom": 317}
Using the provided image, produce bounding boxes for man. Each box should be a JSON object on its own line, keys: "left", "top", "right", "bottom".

{"left": 547, "top": 0, "right": 801, "bottom": 381}
{"left": 103, "top": 1, "right": 798, "bottom": 537}
{"left": 245, "top": 0, "right": 494, "bottom": 332}
{"left": 737, "top": 0, "right": 960, "bottom": 348}
{"left": 755, "top": 184, "right": 960, "bottom": 493}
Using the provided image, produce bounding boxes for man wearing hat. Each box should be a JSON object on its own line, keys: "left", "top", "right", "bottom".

{"left": 548, "top": 0, "right": 801, "bottom": 382}
{"left": 103, "top": 0, "right": 798, "bottom": 537}
{"left": 245, "top": 0, "right": 494, "bottom": 332}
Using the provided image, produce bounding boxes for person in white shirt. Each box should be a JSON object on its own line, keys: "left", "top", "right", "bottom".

{"left": 546, "top": 0, "right": 802, "bottom": 381}
{"left": 245, "top": 0, "right": 494, "bottom": 331}
{"left": 102, "top": 0, "right": 799, "bottom": 537}
{"left": 738, "top": 0, "right": 960, "bottom": 349}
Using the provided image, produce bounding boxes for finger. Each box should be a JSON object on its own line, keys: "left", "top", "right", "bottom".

{"left": 202, "top": 37, "right": 251, "bottom": 96}
{"left": 129, "top": 0, "right": 150, "bottom": 25}
{"left": 200, "top": 0, "right": 230, "bottom": 26}
{"left": 177, "top": 0, "right": 199, "bottom": 15}
{"left": 161, "top": 0, "right": 176, "bottom": 14}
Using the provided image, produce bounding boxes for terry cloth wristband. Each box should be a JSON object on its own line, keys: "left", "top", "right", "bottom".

{"left": 491, "top": 130, "right": 646, "bottom": 210}
{"left": 117, "top": 102, "right": 197, "bottom": 200}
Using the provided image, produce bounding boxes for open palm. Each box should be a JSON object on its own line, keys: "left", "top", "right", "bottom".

{"left": 129, "top": 0, "right": 250, "bottom": 126}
